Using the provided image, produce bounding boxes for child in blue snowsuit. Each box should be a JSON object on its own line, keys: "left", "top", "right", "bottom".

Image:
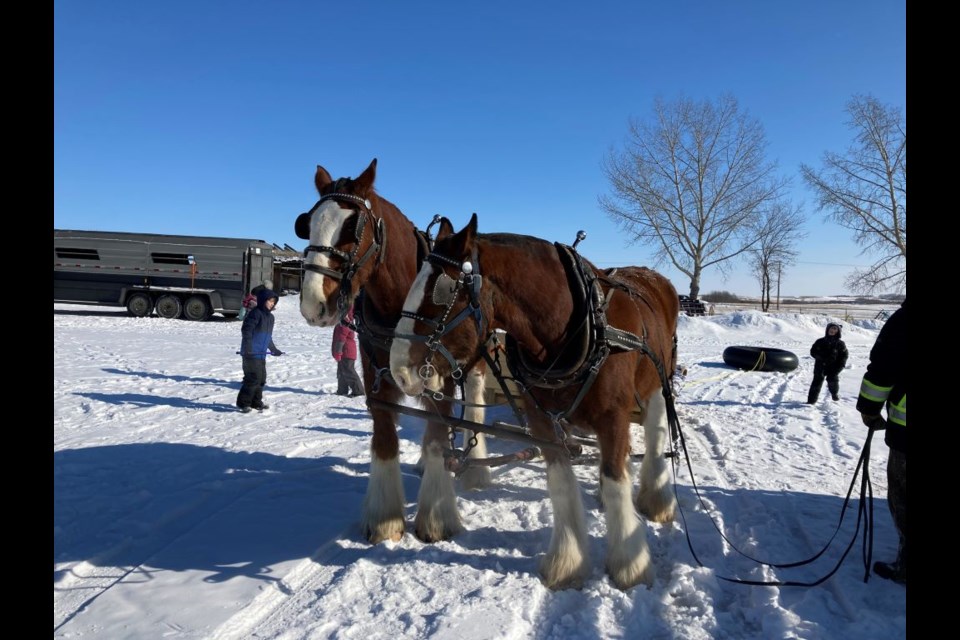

{"left": 236, "top": 288, "right": 283, "bottom": 412}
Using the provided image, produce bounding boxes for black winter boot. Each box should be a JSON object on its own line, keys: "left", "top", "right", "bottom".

{"left": 873, "top": 560, "right": 906, "bottom": 584}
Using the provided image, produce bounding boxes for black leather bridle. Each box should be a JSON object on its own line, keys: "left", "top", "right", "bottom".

{"left": 295, "top": 186, "right": 386, "bottom": 313}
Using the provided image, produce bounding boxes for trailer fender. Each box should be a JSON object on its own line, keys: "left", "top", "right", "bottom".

{"left": 206, "top": 291, "right": 224, "bottom": 311}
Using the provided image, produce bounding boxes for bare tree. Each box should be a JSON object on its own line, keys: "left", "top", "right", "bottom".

{"left": 746, "top": 201, "right": 806, "bottom": 311}
{"left": 800, "top": 95, "right": 906, "bottom": 294}
{"left": 600, "top": 94, "right": 789, "bottom": 298}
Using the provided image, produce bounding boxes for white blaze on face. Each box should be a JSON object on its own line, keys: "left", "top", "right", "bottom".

{"left": 390, "top": 263, "right": 439, "bottom": 395}
{"left": 299, "top": 201, "right": 353, "bottom": 326}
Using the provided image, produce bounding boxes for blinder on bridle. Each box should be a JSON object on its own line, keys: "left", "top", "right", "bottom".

{"left": 425, "top": 252, "right": 483, "bottom": 309}
{"left": 432, "top": 273, "right": 459, "bottom": 306}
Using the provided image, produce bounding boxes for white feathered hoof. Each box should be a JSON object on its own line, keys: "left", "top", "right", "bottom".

{"left": 414, "top": 445, "right": 463, "bottom": 542}
{"left": 363, "top": 518, "right": 405, "bottom": 544}
{"left": 637, "top": 457, "right": 676, "bottom": 523}
{"left": 635, "top": 485, "right": 676, "bottom": 523}
{"left": 362, "top": 458, "right": 407, "bottom": 543}
{"left": 459, "top": 465, "right": 492, "bottom": 491}
{"left": 540, "top": 550, "right": 590, "bottom": 590}
{"left": 606, "top": 545, "right": 654, "bottom": 590}
{"left": 414, "top": 508, "right": 462, "bottom": 543}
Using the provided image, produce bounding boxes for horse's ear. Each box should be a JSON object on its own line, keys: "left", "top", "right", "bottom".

{"left": 354, "top": 158, "right": 378, "bottom": 196}
{"left": 315, "top": 165, "right": 333, "bottom": 192}
{"left": 461, "top": 213, "right": 478, "bottom": 247}
{"left": 447, "top": 213, "right": 478, "bottom": 259}
{"left": 435, "top": 217, "right": 455, "bottom": 241}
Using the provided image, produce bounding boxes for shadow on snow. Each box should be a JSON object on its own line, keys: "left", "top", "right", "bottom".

{"left": 53, "top": 440, "right": 899, "bottom": 594}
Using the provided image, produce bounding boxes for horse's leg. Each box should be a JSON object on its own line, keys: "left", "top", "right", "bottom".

{"left": 636, "top": 390, "right": 677, "bottom": 523}
{"left": 459, "top": 366, "right": 492, "bottom": 490}
{"left": 539, "top": 446, "right": 590, "bottom": 590}
{"left": 362, "top": 395, "right": 407, "bottom": 544}
{"left": 414, "top": 390, "right": 463, "bottom": 542}
{"left": 597, "top": 418, "right": 654, "bottom": 589}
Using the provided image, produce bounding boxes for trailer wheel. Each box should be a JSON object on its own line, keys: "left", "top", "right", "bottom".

{"left": 126, "top": 293, "right": 153, "bottom": 318}
{"left": 155, "top": 294, "right": 183, "bottom": 319}
{"left": 183, "top": 295, "right": 212, "bottom": 321}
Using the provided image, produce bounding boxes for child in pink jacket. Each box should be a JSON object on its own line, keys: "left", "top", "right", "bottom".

{"left": 332, "top": 305, "right": 364, "bottom": 397}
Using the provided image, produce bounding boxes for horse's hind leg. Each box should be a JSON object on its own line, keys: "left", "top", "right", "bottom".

{"left": 598, "top": 422, "right": 654, "bottom": 589}
{"left": 636, "top": 390, "right": 677, "bottom": 523}
{"left": 414, "top": 397, "right": 463, "bottom": 542}
{"left": 362, "top": 404, "right": 407, "bottom": 544}
{"left": 540, "top": 449, "right": 590, "bottom": 589}
{"left": 459, "top": 367, "right": 492, "bottom": 490}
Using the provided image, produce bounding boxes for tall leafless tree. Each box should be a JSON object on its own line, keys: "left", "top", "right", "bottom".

{"left": 746, "top": 201, "right": 806, "bottom": 311}
{"left": 800, "top": 95, "right": 906, "bottom": 294}
{"left": 600, "top": 94, "right": 789, "bottom": 299}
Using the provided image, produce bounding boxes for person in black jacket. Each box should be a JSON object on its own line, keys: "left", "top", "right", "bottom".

{"left": 857, "top": 300, "right": 906, "bottom": 584}
{"left": 236, "top": 288, "right": 283, "bottom": 412}
{"left": 807, "top": 322, "right": 849, "bottom": 403}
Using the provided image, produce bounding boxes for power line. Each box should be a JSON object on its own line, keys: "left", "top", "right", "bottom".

{"left": 793, "top": 260, "right": 873, "bottom": 267}
{"left": 589, "top": 259, "right": 873, "bottom": 268}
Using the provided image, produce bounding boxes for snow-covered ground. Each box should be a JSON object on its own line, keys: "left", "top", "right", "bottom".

{"left": 54, "top": 300, "right": 906, "bottom": 639}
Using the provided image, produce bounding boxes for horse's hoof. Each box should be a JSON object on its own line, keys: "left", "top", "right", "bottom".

{"left": 636, "top": 500, "right": 676, "bottom": 523}
{"left": 459, "top": 466, "right": 493, "bottom": 491}
{"left": 539, "top": 554, "right": 589, "bottom": 590}
{"left": 607, "top": 562, "right": 654, "bottom": 590}
{"left": 539, "top": 570, "right": 586, "bottom": 591}
{"left": 414, "top": 521, "right": 462, "bottom": 543}
{"left": 364, "top": 522, "right": 406, "bottom": 544}
{"left": 636, "top": 488, "right": 677, "bottom": 523}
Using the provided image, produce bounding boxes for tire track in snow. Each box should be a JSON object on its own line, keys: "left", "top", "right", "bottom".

{"left": 669, "top": 368, "right": 845, "bottom": 635}
{"left": 207, "top": 531, "right": 357, "bottom": 640}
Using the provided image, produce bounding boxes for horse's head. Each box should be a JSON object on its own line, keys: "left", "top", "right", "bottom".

{"left": 296, "top": 159, "right": 385, "bottom": 327}
{"left": 390, "top": 213, "right": 485, "bottom": 396}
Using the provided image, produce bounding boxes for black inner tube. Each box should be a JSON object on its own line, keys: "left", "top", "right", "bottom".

{"left": 722, "top": 346, "right": 799, "bottom": 373}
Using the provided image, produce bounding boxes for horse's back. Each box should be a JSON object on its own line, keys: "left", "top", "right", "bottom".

{"left": 604, "top": 266, "right": 679, "bottom": 326}
{"left": 602, "top": 266, "right": 679, "bottom": 373}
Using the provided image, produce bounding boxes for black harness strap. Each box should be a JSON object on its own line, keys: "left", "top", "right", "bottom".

{"left": 502, "top": 244, "right": 617, "bottom": 439}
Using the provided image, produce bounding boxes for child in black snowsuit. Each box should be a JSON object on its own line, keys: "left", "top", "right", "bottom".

{"left": 807, "top": 322, "right": 849, "bottom": 403}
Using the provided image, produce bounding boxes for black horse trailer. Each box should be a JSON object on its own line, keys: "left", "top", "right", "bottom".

{"left": 53, "top": 229, "right": 276, "bottom": 320}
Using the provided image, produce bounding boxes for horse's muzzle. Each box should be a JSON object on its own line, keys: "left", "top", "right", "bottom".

{"left": 299, "top": 298, "right": 339, "bottom": 327}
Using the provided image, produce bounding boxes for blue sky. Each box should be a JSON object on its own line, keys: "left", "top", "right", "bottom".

{"left": 54, "top": 1, "right": 905, "bottom": 297}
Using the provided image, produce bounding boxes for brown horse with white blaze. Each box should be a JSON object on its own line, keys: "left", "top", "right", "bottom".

{"left": 295, "top": 160, "right": 491, "bottom": 545}
{"left": 390, "top": 214, "right": 680, "bottom": 590}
